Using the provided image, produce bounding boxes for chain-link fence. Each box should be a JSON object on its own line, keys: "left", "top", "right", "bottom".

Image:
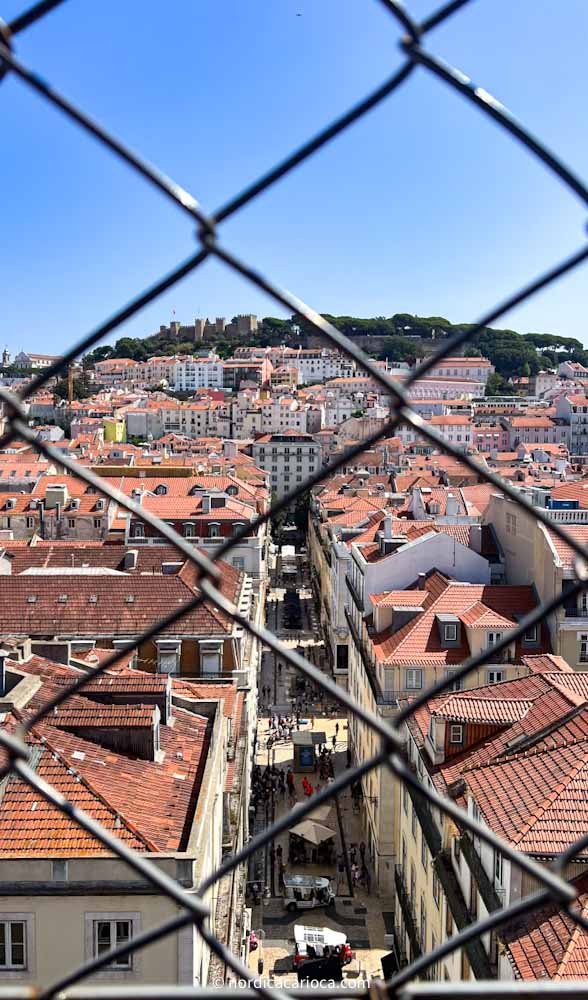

{"left": 1, "top": 0, "right": 588, "bottom": 995}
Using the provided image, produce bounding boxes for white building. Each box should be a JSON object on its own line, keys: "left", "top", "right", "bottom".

{"left": 423, "top": 356, "right": 494, "bottom": 384}
{"left": 251, "top": 432, "right": 320, "bottom": 500}
{"left": 171, "top": 357, "right": 223, "bottom": 391}
{"left": 555, "top": 393, "right": 588, "bottom": 455}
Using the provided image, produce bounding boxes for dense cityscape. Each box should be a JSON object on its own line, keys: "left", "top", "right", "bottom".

{"left": 0, "top": 314, "right": 587, "bottom": 986}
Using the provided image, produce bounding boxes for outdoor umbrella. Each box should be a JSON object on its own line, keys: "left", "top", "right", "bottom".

{"left": 290, "top": 819, "right": 336, "bottom": 845}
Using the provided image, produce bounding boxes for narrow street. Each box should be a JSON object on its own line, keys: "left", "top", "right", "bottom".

{"left": 246, "top": 540, "right": 389, "bottom": 984}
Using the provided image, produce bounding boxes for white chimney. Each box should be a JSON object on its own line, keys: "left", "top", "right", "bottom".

{"left": 131, "top": 488, "right": 144, "bottom": 506}
{"left": 202, "top": 494, "right": 211, "bottom": 514}
{"left": 446, "top": 493, "right": 459, "bottom": 517}
{"left": 382, "top": 514, "right": 392, "bottom": 540}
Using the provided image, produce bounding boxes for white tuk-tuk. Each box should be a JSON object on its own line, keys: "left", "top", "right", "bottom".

{"left": 292, "top": 925, "right": 355, "bottom": 970}
{"left": 282, "top": 874, "right": 335, "bottom": 912}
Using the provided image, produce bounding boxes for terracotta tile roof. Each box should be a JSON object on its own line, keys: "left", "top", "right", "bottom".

{"left": 502, "top": 871, "right": 588, "bottom": 979}
{"left": 0, "top": 726, "right": 154, "bottom": 857}
{"left": 435, "top": 696, "right": 533, "bottom": 725}
{"left": 370, "top": 574, "right": 547, "bottom": 666}
{"left": 51, "top": 703, "right": 156, "bottom": 728}
{"left": 547, "top": 525, "right": 588, "bottom": 569}
{"left": 0, "top": 555, "right": 241, "bottom": 637}
{"left": 465, "top": 741, "right": 588, "bottom": 854}
{"left": 522, "top": 654, "right": 575, "bottom": 674}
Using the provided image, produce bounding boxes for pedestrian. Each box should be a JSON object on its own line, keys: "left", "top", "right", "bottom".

{"left": 331, "top": 734, "right": 336, "bottom": 749}
{"left": 279, "top": 862, "right": 286, "bottom": 890}
{"left": 335, "top": 722, "right": 339, "bottom": 736}
{"left": 350, "top": 846, "right": 357, "bottom": 866}
{"left": 276, "top": 844, "right": 283, "bottom": 863}
{"left": 278, "top": 662, "right": 282, "bottom": 676}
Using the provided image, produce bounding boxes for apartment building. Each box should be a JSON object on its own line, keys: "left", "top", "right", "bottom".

{"left": 172, "top": 357, "right": 224, "bottom": 391}
{"left": 423, "top": 356, "right": 494, "bottom": 384}
{"left": 346, "top": 570, "right": 549, "bottom": 894}
{"left": 503, "top": 414, "right": 569, "bottom": 449}
{"left": 486, "top": 490, "right": 588, "bottom": 669}
{"left": 0, "top": 482, "right": 114, "bottom": 541}
{"left": 555, "top": 393, "right": 588, "bottom": 455}
{"left": 278, "top": 348, "right": 356, "bottom": 385}
{"left": 0, "top": 551, "right": 251, "bottom": 678}
{"left": 125, "top": 489, "right": 267, "bottom": 585}
{"left": 396, "top": 664, "right": 588, "bottom": 982}
{"left": 251, "top": 431, "right": 320, "bottom": 500}
{"left": 0, "top": 650, "right": 250, "bottom": 987}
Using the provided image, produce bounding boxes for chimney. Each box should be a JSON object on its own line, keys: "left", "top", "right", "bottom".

{"left": 446, "top": 493, "right": 459, "bottom": 517}
{"left": 470, "top": 524, "right": 483, "bottom": 554}
{"left": 417, "top": 572, "right": 426, "bottom": 590}
{"left": 223, "top": 439, "right": 238, "bottom": 458}
{"left": 131, "top": 488, "right": 144, "bottom": 505}
{"left": 382, "top": 514, "right": 392, "bottom": 540}
{"left": 202, "top": 494, "right": 211, "bottom": 513}
{"left": 124, "top": 549, "right": 138, "bottom": 571}
{"left": 45, "top": 484, "right": 68, "bottom": 510}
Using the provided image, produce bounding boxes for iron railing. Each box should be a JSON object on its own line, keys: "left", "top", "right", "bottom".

{"left": 0, "top": 0, "right": 588, "bottom": 996}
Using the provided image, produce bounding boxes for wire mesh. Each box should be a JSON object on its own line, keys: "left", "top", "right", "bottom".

{"left": 0, "top": 0, "right": 587, "bottom": 995}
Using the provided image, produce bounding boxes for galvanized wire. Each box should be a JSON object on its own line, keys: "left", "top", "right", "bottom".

{"left": 1, "top": 0, "right": 588, "bottom": 995}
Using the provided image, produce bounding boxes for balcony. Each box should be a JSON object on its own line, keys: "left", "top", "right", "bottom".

{"left": 394, "top": 865, "right": 421, "bottom": 963}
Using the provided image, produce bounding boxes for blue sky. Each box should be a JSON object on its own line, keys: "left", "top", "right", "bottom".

{"left": 1, "top": 0, "right": 587, "bottom": 356}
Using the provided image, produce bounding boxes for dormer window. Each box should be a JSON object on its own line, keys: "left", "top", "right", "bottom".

{"left": 444, "top": 623, "right": 457, "bottom": 642}
{"left": 131, "top": 522, "right": 145, "bottom": 538}
{"left": 523, "top": 625, "right": 538, "bottom": 644}
{"left": 449, "top": 724, "right": 463, "bottom": 744}
{"left": 154, "top": 484, "right": 168, "bottom": 495}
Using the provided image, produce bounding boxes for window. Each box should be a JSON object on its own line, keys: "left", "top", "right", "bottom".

{"left": 410, "top": 863, "right": 416, "bottom": 905}
{"left": 433, "top": 869, "right": 441, "bottom": 906}
{"left": 580, "top": 634, "right": 588, "bottom": 663}
{"left": 506, "top": 511, "right": 517, "bottom": 536}
{"left": 0, "top": 920, "right": 26, "bottom": 970}
{"left": 26, "top": 517, "right": 34, "bottom": 529}
{"left": 524, "top": 625, "right": 538, "bottom": 643}
{"left": 94, "top": 920, "right": 132, "bottom": 968}
{"left": 487, "top": 669, "right": 504, "bottom": 684}
{"left": 444, "top": 623, "right": 457, "bottom": 642}
{"left": 449, "top": 724, "right": 463, "bottom": 744}
{"left": 184, "top": 523, "right": 196, "bottom": 538}
{"left": 131, "top": 522, "right": 144, "bottom": 538}
{"left": 208, "top": 523, "right": 221, "bottom": 538}
{"left": 405, "top": 668, "right": 422, "bottom": 690}
{"left": 487, "top": 632, "right": 503, "bottom": 649}
{"left": 411, "top": 801, "right": 417, "bottom": 837}
{"left": 402, "top": 781, "right": 408, "bottom": 815}
{"left": 494, "top": 850, "right": 503, "bottom": 886}
{"left": 401, "top": 836, "right": 407, "bottom": 873}
{"left": 421, "top": 831, "right": 428, "bottom": 870}
{"left": 68, "top": 518, "right": 76, "bottom": 528}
